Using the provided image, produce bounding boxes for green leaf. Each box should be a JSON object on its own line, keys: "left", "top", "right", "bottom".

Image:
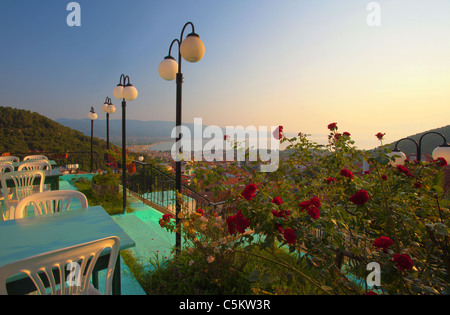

{"left": 375, "top": 155, "right": 390, "bottom": 166}
{"left": 431, "top": 185, "right": 444, "bottom": 195}
{"left": 435, "top": 223, "right": 449, "bottom": 236}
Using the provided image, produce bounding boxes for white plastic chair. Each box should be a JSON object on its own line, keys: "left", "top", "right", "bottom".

{"left": 18, "top": 160, "right": 52, "bottom": 174}
{"left": 23, "top": 155, "right": 48, "bottom": 161}
{"left": 0, "top": 236, "right": 120, "bottom": 295}
{"left": 0, "top": 163, "right": 15, "bottom": 205}
{"left": 14, "top": 190, "right": 88, "bottom": 219}
{"left": 0, "top": 156, "right": 19, "bottom": 163}
{"left": 0, "top": 171, "right": 45, "bottom": 221}
{"left": 0, "top": 162, "right": 14, "bottom": 173}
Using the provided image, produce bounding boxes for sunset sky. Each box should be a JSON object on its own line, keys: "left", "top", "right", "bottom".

{"left": 0, "top": 0, "right": 449, "bottom": 150}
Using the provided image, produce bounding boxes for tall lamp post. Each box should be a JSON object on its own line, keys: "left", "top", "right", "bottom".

{"left": 389, "top": 132, "right": 450, "bottom": 166}
{"left": 101, "top": 97, "right": 116, "bottom": 150}
{"left": 113, "top": 74, "right": 138, "bottom": 214}
{"left": 158, "top": 22, "right": 205, "bottom": 254}
{"left": 88, "top": 107, "right": 98, "bottom": 173}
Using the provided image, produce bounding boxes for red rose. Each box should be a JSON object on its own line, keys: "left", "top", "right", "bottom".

{"left": 434, "top": 157, "right": 448, "bottom": 167}
{"left": 343, "top": 132, "right": 351, "bottom": 137}
{"left": 375, "top": 132, "right": 385, "bottom": 140}
{"left": 272, "top": 209, "right": 290, "bottom": 219}
{"left": 271, "top": 196, "right": 283, "bottom": 205}
{"left": 414, "top": 182, "right": 422, "bottom": 189}
{"left": 310, "top": 196, "right": 321, "bottom": 208}
{"left": 340, "top": 169, "right": 354, "bottom": 180}
{"left": 298, "top": 200, "right": 311, "bottom": 210}
{"left": 196, "top": 209, "right": 204, "bottom": 216}
{"left": 381, "top": 175, "right": 388, "bottom": 180}
{"left": 349, "top": 189, "right": 370, "bottom": 206}
{"left": 272, "top": 210, "right": 282, "bottom": 218}
{"left": 307, "top": 207, "right": 320, "bottom": 220}
{"left": 326, "top": 177, "right": 337, "bottom": 184}
{"left": 373, "top": 236, "right": 394, "bottom": 253}
{"left": 299, "top": 197, "right": 321, "bottom": 220}
{"left": 283, "top": 228, "right": 297, "bottom": 244}
{"left": 396, "top": 165, "right": 412, "bottom": 176}
{"left": 273, "top": 126, "right": 283, "bottom": 140}
{"left": 242, "top": 183, "right": 257, "bottom": 201}
{"left": 159, "top": 214, "right": 173, "bottom": 228}
{"left": 392, "top": 254, "right": 414, "bottom": 271}
{"left": 226, "top": 216, "right": 237, "bottom": 235}
{"left": 328, "top": 123, "right": 338, "bottom": 131}
{"left": 226, "top": 210, "right": 251, "bottom": 235}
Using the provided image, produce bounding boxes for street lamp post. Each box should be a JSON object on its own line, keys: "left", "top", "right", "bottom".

{"left": 159, "top": 22, "right": 205, "bottom": 254}
{"left": 101, "top": 97, "right": 116, "bottom": 150}
{"left": 88, "top": 107, "right": 98, "bottom": 173}
{"left": 389, "top": 132, "right": 450, "bottom": 165}
{"left": 113, "top": 74, "right": 138, "bottom": 214}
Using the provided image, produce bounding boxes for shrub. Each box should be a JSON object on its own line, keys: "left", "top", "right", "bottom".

{"left": 159, "top": 123, "right": 449, "bottom": 295}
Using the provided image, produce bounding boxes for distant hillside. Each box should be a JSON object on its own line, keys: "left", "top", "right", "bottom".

{"left": 387, "top": 125, "right": 450, "bottom": 155}
{"left": 57, "top": 117, "right": 450, "bottom": 154}
{"left": 0, "top": 107, "right": 115, "bottom": 170}
{"left": 56, "top": 118, "right": 217, "bottom": 146}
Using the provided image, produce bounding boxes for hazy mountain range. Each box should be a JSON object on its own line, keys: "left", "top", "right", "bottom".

{"left": 56, "top": 118, "right": 191, "bottom": 146}
{"left": 56, "top": 118, "right": 450, "bottom": 155}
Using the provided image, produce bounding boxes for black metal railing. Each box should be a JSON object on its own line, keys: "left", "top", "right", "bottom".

{"left": 127, "top": 161, "right": 228, "bottom": 215}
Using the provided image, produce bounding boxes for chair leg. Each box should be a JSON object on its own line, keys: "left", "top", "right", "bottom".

{"left": 92, "top": 270, "right": 99, "bottom": 290}
{"left": 112, "top": 255, "right": 121, "bottom": 295}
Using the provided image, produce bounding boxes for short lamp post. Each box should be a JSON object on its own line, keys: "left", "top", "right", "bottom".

{"left": 101, "top": 97, "right": 116, "bottom": 150}
{"left": 389, "top": 132, "right": 450, "bottom": 166}
{"left": 88, "top": 107, "right": 98, "bottom": 173}
{"left": 113, "top": 74, "right": 138, "bottom": 214}
{"left": 158, "top": 21, "right": 205, "bottom": 254}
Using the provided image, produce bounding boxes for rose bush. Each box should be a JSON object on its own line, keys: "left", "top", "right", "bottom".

{"left": 162, "top": 123, "right": 449, "bottom": 295}
{"left": 160, "top": 203, "right": 257, "bottom": 294}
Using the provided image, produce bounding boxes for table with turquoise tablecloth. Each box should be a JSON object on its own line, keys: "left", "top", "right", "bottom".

{"left": 0, "top": 206, "right": 136, "bottom": 295}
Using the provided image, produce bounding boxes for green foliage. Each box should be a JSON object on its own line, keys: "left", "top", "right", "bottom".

{"left": 72, "top": 177, "right": 133, "bottom": 216}
{"left": 127, "top": 239, "right": 330, "bottom": 295}
{"left": 105, "top": 148, "right": 135, "bottom": 166}
{"left": 167, "top": 124, "right": 449, "bottom": 295}
{"left": 0, "top": 106, "right": 113, "bottom": 171}
{"left": 92, "top": 169, "right": 120, "bottom": 186}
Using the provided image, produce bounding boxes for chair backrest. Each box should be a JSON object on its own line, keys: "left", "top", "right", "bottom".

{"left": 0, "top": 236, "right": 120, "bottom": 295}
{"left": 23, "top": 155, "right": 48, "bottom": 161}
{"left": 0, "top": 162, "right": 14, "bottom": 173}
{"left": 17, "top": 160, "right": 52, "bottom": 174}
{"left": 0, "top": 156, "right": 19, "bottom": 163}
{"left": 14, "top": 190, "right": 88, "bottom": 219}
{"left": 0, "top": 171, "right": 46, "bottom": 221}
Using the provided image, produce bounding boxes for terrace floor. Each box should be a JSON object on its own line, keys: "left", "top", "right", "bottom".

{"left": 60, "top": 175, "right": 177, "bottom": 295}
